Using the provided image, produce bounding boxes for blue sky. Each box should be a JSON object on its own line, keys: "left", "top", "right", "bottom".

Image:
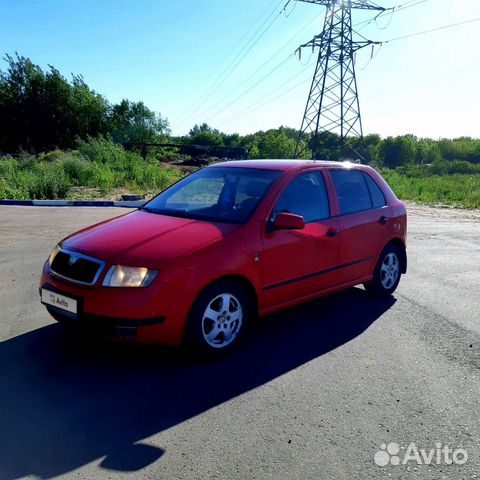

{"left": 1, "top": 0, "right": 480, "bottom": 138}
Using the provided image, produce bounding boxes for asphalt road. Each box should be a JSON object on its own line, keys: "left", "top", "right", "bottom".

{"left": 0, "top": 205, "right": 479, "bottom": 480}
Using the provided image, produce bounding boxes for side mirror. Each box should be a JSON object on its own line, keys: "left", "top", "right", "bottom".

{"left": 272, "top": 212, "right": 305, "bottom": 230}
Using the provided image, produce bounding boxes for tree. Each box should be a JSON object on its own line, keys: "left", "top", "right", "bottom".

{"left": 0, "top": 54, "right": 171, "bottom": 153}
{"left": 437, "top": 137, "right": 480, "bottom": 164}
{"left": 311, "top": 132, "right": 342, "bottom": 160}
{"left": 0, "top": 53, "right": 110, "bottom": 152}
{"left": 188, "top": 123, "right": 224, "bottom": 146}
{"left": 256, "top": 128, "right": 296, "bottom": 159}
{"left": 362, "top": 134, "right": 382, "bottom": 165}
{"left": 379, "top": 135, "right": 417, "bottom": 168}
{"left": 110, "top": 99, "right": 170, "bottom": 144}
{"left": 416, "top": 138, "right": 442, "bottom": 165}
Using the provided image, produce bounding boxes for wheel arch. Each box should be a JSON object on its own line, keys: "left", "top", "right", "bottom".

{"left": 182, "top": 274, "right": 260, "bottom": 349}
{"left": 191, "top": 274, "right": 259, "bottom": 317}
{"left": 383, "top": 238, "right": 407, "bottom": 274}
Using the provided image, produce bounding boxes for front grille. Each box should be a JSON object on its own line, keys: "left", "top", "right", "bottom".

{"left": 51, "top": 249, "right": 105, "bottom": 285}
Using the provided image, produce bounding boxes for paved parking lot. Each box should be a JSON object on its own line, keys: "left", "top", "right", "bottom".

{"left": 0, "top": 205, "right": 479, "bottom": 479}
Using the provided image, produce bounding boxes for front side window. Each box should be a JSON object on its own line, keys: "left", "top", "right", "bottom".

{"left": 272, "top": 171, "right": 330, "bottom": 223}
{"left": 142, "top": 167, "right": 282, "bottom": 223}
{"left": 330, "top": 169, "right": 372, "bottom": 215}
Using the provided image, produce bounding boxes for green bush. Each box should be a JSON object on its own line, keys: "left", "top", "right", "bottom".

{"left": 62, "top": 157, "right": 92, "bottom": 185}
{"left": 1, "top": 139, "right": 479, "bottom": 207}
{"left": 0, "top": 175, "right": 25, "bottom": 199}
{"left": 77, "top": 137, "right": 130, "bottom": 164}
{"left": 381, "top": 168, "right": 480, "bottom": 208}
{"left": 430, "top": 160, "right": 480, "bottom": 175}
{"left": 129, "top": 162, "right": 179, "bottom": 190}
{"left": 0, "top": 139, "right": 182, "bottom": 199}
{"left": 62, "top": 157, "right": 114, "bottom": 190}
{"left": 37, "top": 149, "right": 68, "bottom": 163}
{"left": 0, "top": 157, "right": 71, "bottom": 199}
{"left": 32, "top": 163, "right": 71, "bottom": 199}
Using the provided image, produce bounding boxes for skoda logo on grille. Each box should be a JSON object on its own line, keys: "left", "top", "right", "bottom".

{"left": 68, "top": 254, "right": 80, "bottom": 266}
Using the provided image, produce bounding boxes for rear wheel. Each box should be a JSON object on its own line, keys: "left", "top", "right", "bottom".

{"left": 185, "top": 281, "right": 251, "bottom": 355}
{"left": 364, "top": 244, "right": 402, "bottom": 296}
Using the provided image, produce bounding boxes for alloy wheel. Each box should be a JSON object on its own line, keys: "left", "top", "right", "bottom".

{"left": 380, "top": 252, "right": 400, "bottom": 290}
{"left": 201, "top": 293, "right": 243, "bottom": 349}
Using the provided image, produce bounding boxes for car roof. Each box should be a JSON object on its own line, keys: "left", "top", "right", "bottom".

{"left": 212, "top": 159, "right": 371, "bottom": 172}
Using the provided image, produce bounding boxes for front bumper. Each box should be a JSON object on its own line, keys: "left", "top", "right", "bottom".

{"left": 40, "top": 267, "right": 190, "bottom": 345}
{"left": 44, "top": 293, "right": 165, "bottom": 340}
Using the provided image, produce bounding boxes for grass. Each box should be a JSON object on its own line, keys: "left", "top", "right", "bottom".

{"left": 381, "top": 169, "right": 480, "bottom": 208}
{"left": 1, "top": 140, "right": 480, "bottom": 208}
{"left": 0, "top": 138, "right": 182, "bottom": 200}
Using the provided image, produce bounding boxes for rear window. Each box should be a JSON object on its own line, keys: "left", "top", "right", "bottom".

{"left": 363, "top": 173, "right": 387, "bottom": 209}
{"left": 330, "top": 169, "right": 372, "bottom": 215}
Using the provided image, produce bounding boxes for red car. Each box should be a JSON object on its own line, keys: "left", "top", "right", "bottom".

{"left": 40, "top": 160, "right": 407, "bottom": 353}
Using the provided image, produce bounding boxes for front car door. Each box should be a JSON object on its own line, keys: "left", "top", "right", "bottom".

{"left": 261, "top": 170, "right": 341, "bottom": 308}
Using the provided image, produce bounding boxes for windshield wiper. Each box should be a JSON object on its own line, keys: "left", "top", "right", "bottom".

{"left": 139, "top": 206, "right": 192, "bottom": 219}
{"left": 156, "top": 209, "right": 191, "bottom": 219}
{"left": 139, "top": 206, "right": 157, "bottom": 214}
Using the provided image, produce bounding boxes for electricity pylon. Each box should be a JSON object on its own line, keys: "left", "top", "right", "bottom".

{"left": 294, "top": 0, "right": 384, "bottom": 159}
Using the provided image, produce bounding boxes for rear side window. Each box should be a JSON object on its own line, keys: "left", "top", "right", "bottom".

{"left": 330, "top": 169, "right": 372, "bottom": 215}
{"left": 273, "top": 171, "right": 330, "bottom": 223}
{"left": 363, "top": 173, "right": 387, "bottom": 209}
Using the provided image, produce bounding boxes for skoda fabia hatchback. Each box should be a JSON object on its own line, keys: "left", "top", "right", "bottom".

{"left": 40, "top": 160, "right": 407, "bottom": 353}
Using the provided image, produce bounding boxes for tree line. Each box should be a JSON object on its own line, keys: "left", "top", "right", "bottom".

{"left": 1, "top": 54, "right": 480, "bottom": 169}
{"left": 0, "top": 54, "right": 169, "bottom": 152}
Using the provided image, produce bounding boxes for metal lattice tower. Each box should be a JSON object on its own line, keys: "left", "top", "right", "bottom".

{"left": 294, "top": 0, "right": 384, "bottom": 159}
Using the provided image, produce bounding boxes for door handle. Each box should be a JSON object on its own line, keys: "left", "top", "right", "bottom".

{"left": 326, "top": 227, "right": 339, "bottom": 238}
{"left": 379, "top": 216, "right": 390, "bottom": 225}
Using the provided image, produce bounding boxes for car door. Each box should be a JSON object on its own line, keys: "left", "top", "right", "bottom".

{"left": 328, "top": 168, "right": 392, "bottom": 284}
{"left": 261, "top": 170, "right": 341, "bottom": 308}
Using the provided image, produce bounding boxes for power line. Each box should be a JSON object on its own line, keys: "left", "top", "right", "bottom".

{"left": 176, "top": 0, "right": 285, "bottom": 124}
{"left": 204, "top": 53, "right": 296, "bottom": 123}
{"left": 179, "top": 0, "right": 480, "bottom": 138}
{"left": 211, "top": 0, "right": 280, "bottom": 74}
{"left": 202, "top": 0, "right": 284, "bottom": 95}
{"left": 378, "top": 16, "right": 480, "bottom": 44}
{"left": 223, "top": 79, "right": 310, "bottom": 126}
{"left": 221, "top": 57, "right": 315, "bottom": 123}
{"left": 355, "top": 0, "right": 428, "bottom": 31}
{"left": 221, "top": 67, "right": 313, "bottom": 126}
{"left": 176, "top": 0, "right": 280, "bottom": 123}
{"left": 355, "top": 1, "right": 423, "bottom": 31}
{"left": 356, "top": 42, "right": 383, "bottom": 70}
{"left": 199, "top": 11, "right": 323, "bottom": 120}
{"left": 193, "top": 2, "right": 285, "bottom": 115}
{"left": 284, "top": 0, "right": 297, "bottom": 17}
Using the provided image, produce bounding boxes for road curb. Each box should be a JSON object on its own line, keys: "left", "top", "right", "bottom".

{"left": 0, "top": 200, "right": 144, "bottom": 208}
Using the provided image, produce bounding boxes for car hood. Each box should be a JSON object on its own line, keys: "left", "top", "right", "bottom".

{"left": 62, "top": 210, "right": 239, "bottom": 268}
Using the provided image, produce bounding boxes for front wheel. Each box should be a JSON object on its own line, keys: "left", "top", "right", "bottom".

{"left": 364, "top": 245, "right": 402, "bottom": 296}
{"left": 184, "top": 281, "right": 251, "bottom": 355}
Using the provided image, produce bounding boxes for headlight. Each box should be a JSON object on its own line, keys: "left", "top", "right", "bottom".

{"left": 48, "top": 244, "right": 61, "bottom": 266}
{"left": 102, "top": 265, "right": 158, "bottom": 288}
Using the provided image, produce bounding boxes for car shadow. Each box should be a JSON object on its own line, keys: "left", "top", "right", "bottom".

{"left": 0, "top": 287, "right": 395, "bottom": 479}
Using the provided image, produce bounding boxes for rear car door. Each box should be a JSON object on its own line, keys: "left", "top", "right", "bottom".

{"left": 328, "top": 168, "right": 392, "bottom": 284}
{"left": 261, "top": 170, "right": 341, "bottom": 307}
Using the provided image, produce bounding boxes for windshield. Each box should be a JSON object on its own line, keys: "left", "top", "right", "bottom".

{"left": 141, "top": 166, "right": 282, "bottom": 224}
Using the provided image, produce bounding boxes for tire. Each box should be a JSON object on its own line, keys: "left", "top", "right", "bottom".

{"left": 184, "top": 280, "right": 252, "bottom": 355}
{"left": 364, "top": 244, "right": 403, "bottom": 296}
